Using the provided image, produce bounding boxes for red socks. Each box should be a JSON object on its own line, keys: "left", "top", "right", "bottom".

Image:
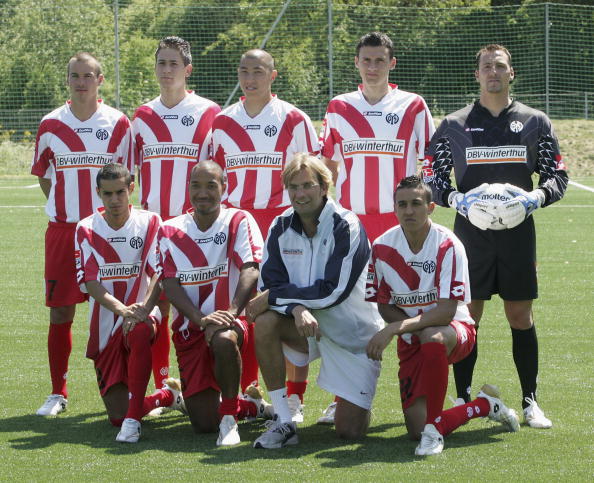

{"left": 48, "top": 322, "right": 72, "bottom": 397}
{"left": 286, "top": 380, "right": 308, "bottom": 403}
{"left": 151, "top": 316, "right": 170, "bottom": 389}
{"left": 220, "top": 397, "right": 240, "bottom": 418}
{"left": 434, "top": 397, "right": 490, "bottom": 436}
{"left": 240, "top": 322, "right": 259, "bottom": 393}
{"left": 125, "top": 324, "right": 153, "bottom": 421}
{"left": 420, "top": 342, "right": 449, "bottom": 424}
{"left": 142, "top": 388, "right": 174, "bottom": 416}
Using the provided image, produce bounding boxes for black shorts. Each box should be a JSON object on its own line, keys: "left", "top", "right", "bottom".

{"left": 454, "top": 214, "right": 537, "bottom": 301}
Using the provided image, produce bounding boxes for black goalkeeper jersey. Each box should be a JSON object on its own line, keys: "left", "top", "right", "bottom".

{"left": 424, "top": 100, "right": 568, "bottom": 208}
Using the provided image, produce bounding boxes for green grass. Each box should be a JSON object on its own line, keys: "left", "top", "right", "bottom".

{"left": 1, "top": 178, "right": 593, "bottom": 481}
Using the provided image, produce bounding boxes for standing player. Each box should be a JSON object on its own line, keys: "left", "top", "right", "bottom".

{"left": 366, "top": 176, "right": 519, "bottom": 456}
{"left": 32, "top": 52, "right": 132, "bottom": 416}
{"left": 318, "top": 31, "right": 434, "bottom": 423}
{"left": 159, "top": 161, "right": 271, "bottom": 446}
{"left": 424, "top": 44, "right": 568, "bottom": 428}
{"left": 211, "top": 49, "right": 319, "bottom": 414}
{"left": 320, "top": 31, "right": 434, "bottom": 241}
{"left": 247, "top": 154, "right": 383, "bottom": 449}
{"left": 133, "top": 36, "right": 221, "bottom": 389}
{"left": 75, "top": 164, "right": 185, "bottom": 443}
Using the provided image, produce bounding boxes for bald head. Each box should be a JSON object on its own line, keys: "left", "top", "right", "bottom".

{"left": 190, "top": 160, "right": 225, "bottom": 184}
{"left": 240, "top": 49, "right": 275, "bottom": 71}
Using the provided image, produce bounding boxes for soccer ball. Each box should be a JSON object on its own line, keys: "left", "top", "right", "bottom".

{"left": 476, "top": 183, "right": 516, "bottom": 230}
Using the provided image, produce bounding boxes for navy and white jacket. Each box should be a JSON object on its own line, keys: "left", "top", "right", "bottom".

{"left": 260, "top": 197, "right": 383, "bottom": 353}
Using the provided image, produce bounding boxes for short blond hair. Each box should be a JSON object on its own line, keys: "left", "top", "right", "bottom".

{"left": 282, "top": 153, "right": 333, "bottom": 191}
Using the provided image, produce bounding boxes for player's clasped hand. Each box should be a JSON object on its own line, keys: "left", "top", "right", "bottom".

{"left": 121, "top": 302, "right": 150, "bottom": 321}
{"left": 200, "top": 310, "right": 235, "bottom": 329}
{"left": 292, "top": 305, "right": 321, "bottom": 340}
{"left": 246, "top": 289, "right": 270, "bottom": 322}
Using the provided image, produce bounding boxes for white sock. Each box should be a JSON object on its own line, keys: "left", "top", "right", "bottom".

{"left": 268, "top": 387, "right": 292, "bottom": 423}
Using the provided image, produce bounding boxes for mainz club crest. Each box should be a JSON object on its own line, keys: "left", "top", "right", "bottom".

{"left": 264, "top": 125, "right": 278, "bottom": 137}
{"left": 96, "top": 129, "right": 109, "bottom": 140}
{"left": 385, "top": 113, "right": 400, "bottom": 125}
{"left": 181, "top": 115, "right": 195, "bottom": 126}
{"left": 130, "top": 236, "right": 144, "bottom": 249}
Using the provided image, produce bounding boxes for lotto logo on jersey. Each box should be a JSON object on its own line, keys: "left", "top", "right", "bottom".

{"left": 55, "top": 152, "right": 112, "bottom": 170}
{"left": 342, "top": 139, "right": 405, "bottom": 158}
{"left": 364, "top": 263, "right": 377, "bottom": 302}
{"left": 465, "top": 146, "right": 527, "bottom": 165}
{"left": 99, "top": 263, "right": 142, "bottom": 281}
{"left": 225, "top": 153, "right": 283, "bottom": 171}
{"left": 408, "top": 260, "right": 436, "bottom": 274}
{"left": 178, "top": 262, "right": 228, "bottom": 286}
{"left": 450, "top": 281, "right": 465, "bottom": 300}
{"left": 391, "top": 289, "right": 438, "bottom": 308}
{"left": 143, "top": 143, "right": 199, "bottom": 161}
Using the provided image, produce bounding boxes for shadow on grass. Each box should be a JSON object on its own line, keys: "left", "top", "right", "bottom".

{"left": 1, "top": 411, "right": 517, "bottom": 463}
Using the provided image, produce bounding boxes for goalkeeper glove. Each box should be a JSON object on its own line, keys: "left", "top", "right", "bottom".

{"left": 497, "top": 184, "right": 545, "bottom": 229}
{"left": 468, "top": 201, "right": 500, "bottom": 231}
{"left": 448, "top": 183, "right": 489, "bottom": 217}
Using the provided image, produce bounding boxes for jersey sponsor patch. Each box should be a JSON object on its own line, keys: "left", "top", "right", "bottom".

{"left": 142, "top": 143, "right": 199, "bottom": 160}
{"left": 390, "top": 288, "right": 438, "bottom": 307}
{"left": 342, "top": 138, "right": 405, "bottom": 157}
{"left": 225, "top": 152, "right": 283, "bottom": 171}
{"left": 465, "top": 146, "right": 527, "bottom": 165}
{"left": 55, "top": 152, "right": 112, "bottom": 170}
{"left": 99, "top": 262, "right": 142, "bottom": 281}
{"left": 177, "top": 262, "right": 228, "bottom": 286}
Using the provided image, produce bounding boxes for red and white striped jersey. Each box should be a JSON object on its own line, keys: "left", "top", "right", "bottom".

{"left": 159, "top": 207, "right": 263, "bottom": 332}
{"left": 31, "top": 101, "right": 132, "bottom": 223}
{"left": 133, "top": 92, "right": 221, "bottom": 220}
{"left": 211, "top": 96, "right": 320, "bottom": 210}
{"left": 370, "top": 222, "right": 474, "bottom": 328}
{"left": 320, "top": 85, "right": 435, "bottom": 215}
{"left": 75, "top": 207, "right": 162, "bottom": 360}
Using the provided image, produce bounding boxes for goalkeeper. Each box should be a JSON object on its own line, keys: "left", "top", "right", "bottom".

{"left": 423, "top": 44, "right": 568, "bottom": 429}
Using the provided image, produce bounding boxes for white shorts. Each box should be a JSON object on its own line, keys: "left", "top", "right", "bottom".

{"left": 282, "top": 337, "right": 381, "bottom": 410}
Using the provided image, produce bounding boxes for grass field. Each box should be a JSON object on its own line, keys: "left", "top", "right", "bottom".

{"left": 0, "top": 176, "right": 592, "bottom": 481}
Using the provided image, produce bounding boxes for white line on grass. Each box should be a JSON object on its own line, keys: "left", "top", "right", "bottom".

{"left": 569, "top": 180, "right": 594, "bottom": 193}
{"left": 0, "top": 205, "right": 44, "bottom": 208}
{"left": 0, "top": 184, "right": 38, "bottom": 189}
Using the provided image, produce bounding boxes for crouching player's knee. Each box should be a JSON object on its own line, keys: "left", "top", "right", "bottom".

{"left": 334, "top": 399, "right": 370, "bottom": 440}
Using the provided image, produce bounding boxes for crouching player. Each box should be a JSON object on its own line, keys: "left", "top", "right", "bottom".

{"left": 366, "top": 176, "right": 520, "bottom": 456}
{"left": 159, "top": 161, "right": 272, "bottom": 446}
{"left": 75, "top": 164, "right": 185, "bottom": 443}
{"left": 247, "top": 154, "right": 383, "bottom": 449}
